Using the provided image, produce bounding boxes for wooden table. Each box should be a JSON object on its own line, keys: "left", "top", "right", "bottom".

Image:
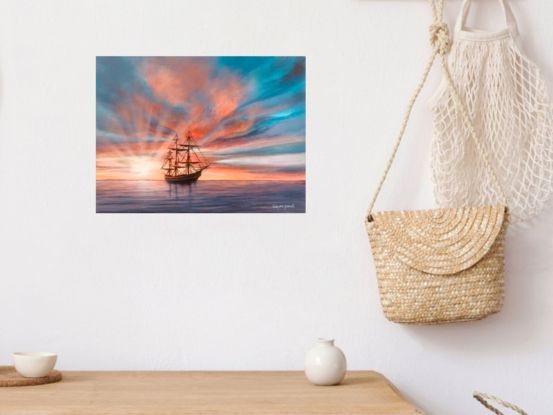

{"left": 0, "top": 371, "right": 424, "bottom": 415}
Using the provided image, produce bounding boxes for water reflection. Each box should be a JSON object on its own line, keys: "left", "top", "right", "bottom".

{"left": 167, "top": 181, "right": 196, "bottom": 208}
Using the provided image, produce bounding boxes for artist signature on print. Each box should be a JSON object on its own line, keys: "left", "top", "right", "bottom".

{"left": 272, "top": 204, "right": 296, "bottom": 210}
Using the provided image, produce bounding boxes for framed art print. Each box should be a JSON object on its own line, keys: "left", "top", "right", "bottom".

{"left": 96, "top": 56, "right": 306, "bottom": 213}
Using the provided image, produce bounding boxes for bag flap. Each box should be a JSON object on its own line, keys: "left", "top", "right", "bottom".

{"left": 367, "top": 205, "right": 506, "bottom": 275}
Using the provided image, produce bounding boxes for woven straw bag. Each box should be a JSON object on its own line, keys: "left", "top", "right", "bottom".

{"left": 474, "top": 392, "right": 528, "bottom": 415}
{"left": 365, "top": 0, "right": 509, "bottom": 324}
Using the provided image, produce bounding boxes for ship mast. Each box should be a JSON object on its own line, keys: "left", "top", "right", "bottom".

{"left": 186, "top": 136, "right": 191, "bottom": 175}
{"left": 161, "top": 134, "right": 181, "bottom": 177}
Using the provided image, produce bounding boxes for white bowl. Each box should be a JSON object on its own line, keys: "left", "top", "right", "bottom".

{"left": 12, "top": 352, "right": 57, "bottom": 378}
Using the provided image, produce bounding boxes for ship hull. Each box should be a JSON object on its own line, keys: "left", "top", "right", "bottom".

{"left": 165, "top": 170, "right": 202, "bottom": 183}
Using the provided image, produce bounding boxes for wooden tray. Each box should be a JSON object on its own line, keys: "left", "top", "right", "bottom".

{"left": 0, "top": 366, "right": 62, "bottom": 387}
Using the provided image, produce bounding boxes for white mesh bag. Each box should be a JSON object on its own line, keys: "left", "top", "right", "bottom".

{"left": 429, "top": 0, "right": 553, "bottom": 222}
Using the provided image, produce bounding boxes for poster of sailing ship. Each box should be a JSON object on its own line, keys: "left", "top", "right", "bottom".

{"left": 96, "top": 56, "right": 306, "bottom": 213}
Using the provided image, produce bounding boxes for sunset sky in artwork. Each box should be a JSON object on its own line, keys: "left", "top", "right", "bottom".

{"left": 96, "top": 57, "right": 306, "bottom": 181}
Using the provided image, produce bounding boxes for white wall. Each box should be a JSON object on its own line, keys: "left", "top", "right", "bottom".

{"left": 1, "top": 0, "right": 552, "bottom": 413}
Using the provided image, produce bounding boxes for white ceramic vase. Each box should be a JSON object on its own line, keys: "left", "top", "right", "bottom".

{"left": 304, "top": 338, "right": 347, "bottom": 386}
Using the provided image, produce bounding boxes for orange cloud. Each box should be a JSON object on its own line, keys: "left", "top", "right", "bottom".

{"left": 143, "top": 58, "right": 211, "bottom": 106}
{"left": 141, "top": 58, "right": 249, "bottom": 142}
{"left": 96, "top": 141, "right": 166, "bottom": 158}
{"left": 202, "top": 165, "right": 305, "bottom": 181}
{"left": 206, "top": 135, "right": 304, "bottom": 152}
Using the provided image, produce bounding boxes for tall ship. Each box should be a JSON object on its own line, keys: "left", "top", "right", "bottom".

{"left": 161, "top": 131, "right": 210, "bottom": 183}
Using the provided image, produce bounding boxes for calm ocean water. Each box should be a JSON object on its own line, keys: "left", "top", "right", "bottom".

{"left": 96, "top": 180, "right": 306, "bottom": 213}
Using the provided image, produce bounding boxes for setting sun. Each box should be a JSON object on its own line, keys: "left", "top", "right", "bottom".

{"left": 130, "top": 157, "right": 159, "bottom": 178}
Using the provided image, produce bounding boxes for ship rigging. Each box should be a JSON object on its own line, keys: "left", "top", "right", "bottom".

{"left": 161, "top": 131, "right": 210, "bottom": 182}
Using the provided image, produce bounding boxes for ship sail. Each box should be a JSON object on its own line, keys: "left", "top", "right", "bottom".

{"left": 161, "top": 131, "right": 210, "bottom": 182}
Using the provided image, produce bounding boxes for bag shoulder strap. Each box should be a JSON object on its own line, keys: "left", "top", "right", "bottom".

{"left": 366, "top": 0, "right": 508, "bottom": 222}
{"left": 453, "top": 0, "right": 522, "bottom": 47}
{"left": 473, "top": 392, "right": 528, "bottom": 415}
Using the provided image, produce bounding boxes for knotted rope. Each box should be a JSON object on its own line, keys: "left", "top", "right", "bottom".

{"left": 474, "top": 392, "right": 529, "bottom": 415}
{"left": 366, "top": 0, "right": 507, "bottom": 221}
{"left": 429, "top": 22, "right": 451, "bottom": 54}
